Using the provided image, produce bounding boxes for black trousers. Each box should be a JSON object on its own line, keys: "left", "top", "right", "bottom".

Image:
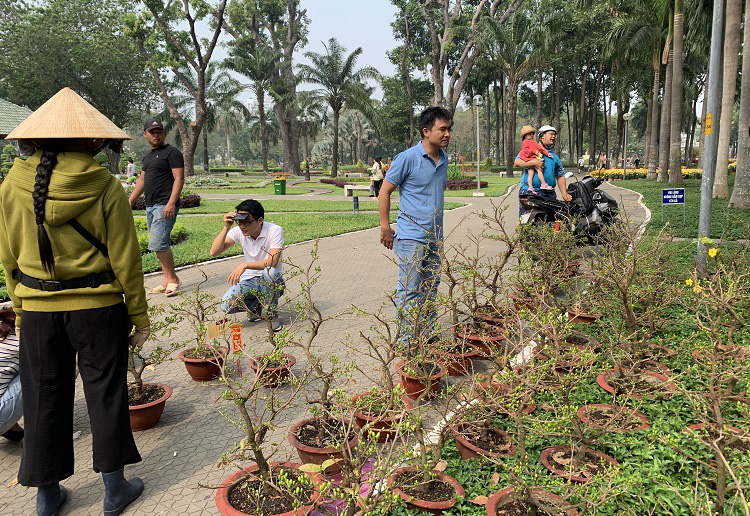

{"left": 373, "top": 179, "right": 383, "bottom": 198}
{"left": 18, "top": 303, "right": 141, "bottom": 486}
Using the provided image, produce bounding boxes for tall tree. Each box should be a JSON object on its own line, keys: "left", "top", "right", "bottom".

{"left": 226, "top": 0, "right": 307, "bottom": 176}
{"left": 297, "top": 38, "right": 378, "bottom": 178}
{"left": 729, "top": 0, "right": 750, "bottom": 209}
{"left": 658, "top": 15, "right": 674, "bottom": 182}
{"left": 226, "top": 47, "right": 278, "bottom": 174}
{"left": 125, "top": 0, "right": 227, "bottom": 176}
{"left": 667, "top": 0, "right": 685, "bottom": 184}
{"left": 713, "top": 0, "right": 741, "bottom": 198}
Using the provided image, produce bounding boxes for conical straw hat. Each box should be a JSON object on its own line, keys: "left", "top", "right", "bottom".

{"left": 6, "top": 87, "right": 130, "bottom": 140}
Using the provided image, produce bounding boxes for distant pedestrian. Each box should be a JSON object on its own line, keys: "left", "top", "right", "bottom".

{"left": 598, "top": 154, "right": 607, "bottom": 170}
{"left": 0, "top": 307, "right": 22, "bottom": 443}
{"left": 634, "top": 157, "right": 640, "bottom": 169}
{"left": 126, "top": 158, "right": 137, "bottom": 178}
{"left": 577, "top": 156, "right": 585, "bottom": 173}
{"left": 371, "top": 156, "right": 384, "bottom": 198}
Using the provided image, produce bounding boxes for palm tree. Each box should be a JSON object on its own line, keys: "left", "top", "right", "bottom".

{"left": 214, "top": 100, "right": 250, "bottom": 164}
{"left": 729, "top": 0, "right": 750, "bottom": 209}
{"left": 297, "top": 91, "right": 326, "bottom": 180}
{"left": 713, "top": 0, "right": 742, "bottom": 198}
{"left": 226, "top": 48, "right": 278, "bottom": 174}
{"left": 479, "top": 11, "right": 538, "bottom": 178}
{"left": 247, "top": 109, "right": 280, "bottom": 170}
{"left": 297, "top": 38, "right": 379, "bottom": 178}
{"left": 162, "top": 61, "right": 245, "bottom": 173}
{"left": 667, "top": 0, "right": 685, "bottom": 185}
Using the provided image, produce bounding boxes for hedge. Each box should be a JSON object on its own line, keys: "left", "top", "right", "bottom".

{"left": 320, "top": 178, "right": 353, "bottom": 188}
{"left": 130, "top": 192, "right": 201, "bottom": 210}
{"left": 446, "top": 179, "right": 489, "bottom": 190}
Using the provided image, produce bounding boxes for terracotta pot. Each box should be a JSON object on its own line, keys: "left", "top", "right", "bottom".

{"left": 486, "top": 487, "right": 579, "bottom": 516}
{"left": 395, "top": 360, "right": 446, "bottom": 401}
{"left": 566, "top": 308, "right": 603, "bottom": 324}
{"left": 215, "top": 462, "right": 319, "bottom": 516}
{"left": 540, "top": 445, "right": 619, "bottom": 484}
{"left": 287, "top": 418, "right": 359, "bottom": 475}
{"left": 566, "top": 331, "right": 601, "bottom": 351}
{"left": 128, "top": 383, "right": 172, "bottom": 432}
{"left": 450, "top": 423, "right": 517, "bottom": 460}
{"left": 508, "top": 290, "right": 536, "bottom": 312}
{"left": 474, "top": 306, "right": 519, "bottom": 330}
{"left": 577, "top": 404, "right": 650, "bottom": 433}
{"left": 684, "top": 423, "right": 743, "bottom": 434}
{"left": 562, "top": 260, "right": 582, "bottom": 279}
{"left": 351, "top": 394, "right": 414, "bottom": 443}
{"left": 249, "top": 353, "right": 296, "bottom": 388}
{"left": 178, "top": 346, "right": 228, "bottom": 382}
{"left": 450, "top": 326, "right": 506, "bottom": 358}
{"left": 596, "top": 368, "right": 676, "bottom": 399}
{"left": 474, "top": 381, "right": 537, "bottom": 414}
{"left": 431, "top": 344, "right": 478, "bottom": 376}
{"left": 387, "top": 466, "right": 465, "bottom": 515}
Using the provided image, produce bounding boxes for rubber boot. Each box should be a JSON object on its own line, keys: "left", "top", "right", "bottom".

{"left": 102, "top": 468, "right": 144, "bottom": 516}
{"left": 36, "top": 483, "right": 67, "bottom": 516}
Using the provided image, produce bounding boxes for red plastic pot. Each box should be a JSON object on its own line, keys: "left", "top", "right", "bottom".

{"left": 540, "top": 445, "right": 619, "bottom": 484}
{"left": 351, "top": 393, "right": 414, "bottom": 443}
{"left": 486, "top": 487, "right": 579, "bottom": 516}
{"left": 395, "top": 360, "right": 446, "bottom": 401}
{"left": 128, "top": 383, "right": 172, "bottom": 432}
{"left": 215, "top": 461, "right": 319, "bottom": 516}
{"left": 596, "top": 368, "right": 676, "bottom": 399}
{"left": 387, "top": 466, "right": 465, "bottom": 515}
{"left": 577, "top": 404, "right": 650, "bottom": 433}
{"left": 450, "top": 424, "right": 517, "bottom": 460}
{"left": 450, "top": 326, "right": 506, "bottom": 358}
{"left": 249, "top": 353, "right": 296, "bottom": 388}
{"left": 287, "top": 418, "right": 359, "bottom": 475}
{"left": 431, "top": 344, "right": 478, "bottom": 376}
{"left": 508, "top": 288, "right": 537, "bottom": 312}
{"left": 178, "top": 346, "right": 228, "bottom": 382}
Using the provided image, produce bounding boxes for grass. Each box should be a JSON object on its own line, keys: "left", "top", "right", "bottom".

{"left": 191, "top": 185, "right": 313, "bottom": 195}
{"left": 620, "top": 176, "right": 750, "bottom": 240}
{"left": 446, "top": 176, "right": 520, "bottom": 197}
{"left": 134, "top": 199, "right": 402, "bottom": 215}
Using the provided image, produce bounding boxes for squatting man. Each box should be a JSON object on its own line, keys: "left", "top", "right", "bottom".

{"left": 210, "top": 199, "right": 285, "bottom": 332}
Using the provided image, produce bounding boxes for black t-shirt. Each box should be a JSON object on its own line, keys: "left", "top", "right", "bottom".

{"left": 142, "top": 144, "right": 184, "bottom": 207}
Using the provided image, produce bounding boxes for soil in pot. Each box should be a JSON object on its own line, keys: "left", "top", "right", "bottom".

{"left": 396, "top": 360, "right": 446, "bottom": 400}
{"left": 249, "top": 354, "right": 296, "bottom": 388}
{"left": 179, "top": 346, "right": 227, "bottom": 381}
{"left": 295, "top": 418, "right": 355, "bottom": 449}
{"left": 597, "top": 368, "right": 675, "bottom": 399}
{"left": 433, "top": 343, "right": 478, "bottom": 376}
{"left": 352, "top": 392, "right": 413, "bottom": 443}
{"left": 488, "top": 487, "right": 578, "bottom": 516}
{"left": 128, "top": 384, "right": 165, "bottom": 405}
{"left": 540, "top": 446, "right": 618, "bottom": 483}
{"left": 474, "top": 304, "right": 519, "bottom": 329}
{"left": 566, "top": 332, "right": 600, "bottom": 351}
{"left": 577, "top": 404, "right": 649, "bottom": 432}
{"left": 451, "top": 423, "right": 516, "bottom": 459}
{"left": 685, "top": 424, "right": 750, "bottom": 452}
{"left": 390, "top": 468, "right": 465, "bottom": 513}
{"left": 227, "top": 464, "right": 314, "bottom": 516}
{"left": 452, "top": 323, "right": 506, "bottom": 357}
{"left": 566, "top": 308, "right": 603, "bottom": 324}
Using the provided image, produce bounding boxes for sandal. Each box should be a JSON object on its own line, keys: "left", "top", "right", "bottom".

{"left": 164, "top": 281, "right": 181, "bottom": 297}
{"left": 148, "top": 285, "right": 166, "bottom": 294}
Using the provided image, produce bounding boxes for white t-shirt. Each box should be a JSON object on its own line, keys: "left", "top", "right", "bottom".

{"left": 127, "top": 163, "right": 137, "bottom": 176}
{"left": 227, "top": 222, "right": 284, "bottom": 281}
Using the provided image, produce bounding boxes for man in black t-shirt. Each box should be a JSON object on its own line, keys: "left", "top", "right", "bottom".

{"left": 128, "top": 118, "right": 185, "bottom": 296}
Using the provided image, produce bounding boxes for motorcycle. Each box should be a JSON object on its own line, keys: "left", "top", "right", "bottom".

{"left": 519, "top": 173, "right": 619, "bottom": 243}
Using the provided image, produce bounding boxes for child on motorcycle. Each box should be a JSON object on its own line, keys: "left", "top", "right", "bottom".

{"left": 519, "top": 125, "right": 553, "bottom": 193}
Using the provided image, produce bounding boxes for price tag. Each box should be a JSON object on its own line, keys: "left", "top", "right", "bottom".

{"left": 229, "top": 323, "right": 243, "bottom": 353}
{"left": 705, "top": 113, "right": 712, "bottom": 135}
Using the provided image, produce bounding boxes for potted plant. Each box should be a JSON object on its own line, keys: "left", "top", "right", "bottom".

{"left": 127, "top": 304, "right": 181, "bottom": 431}
{"left": 172, "top": 274, "right": 228, "bottom": 381}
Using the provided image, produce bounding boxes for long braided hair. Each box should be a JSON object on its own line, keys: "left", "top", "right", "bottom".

{"left": 32, "top": 149, "right": 58, "bottom": 274}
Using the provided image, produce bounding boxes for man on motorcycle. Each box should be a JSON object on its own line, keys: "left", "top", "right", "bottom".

{"left": 515, "top": 125, "right": 571, "bottom": 215}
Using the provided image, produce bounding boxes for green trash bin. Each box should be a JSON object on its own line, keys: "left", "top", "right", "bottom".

{"left": 273, "top": 176, "right": 287, "bottom": 195}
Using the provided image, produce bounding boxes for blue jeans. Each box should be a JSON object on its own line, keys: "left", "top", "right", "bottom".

{"left": 0, "top": 374, "right": 22, "bottom": 434}
{"left": 220, "top": 267, "right": 285, "bottom": 317}
{"left": 394, "top": 239, "right": 441, "bottom": 343}
{"left": 146, "top": 204, "right": 179, "bottom": 252}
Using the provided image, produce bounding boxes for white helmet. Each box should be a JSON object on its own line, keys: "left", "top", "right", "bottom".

{"left": 537, "top": 125, "right": 557, "bottom": 138}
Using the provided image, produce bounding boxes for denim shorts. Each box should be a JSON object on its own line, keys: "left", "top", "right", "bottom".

{"left": 146, "top": 204, "right": 179, "bottom": 252}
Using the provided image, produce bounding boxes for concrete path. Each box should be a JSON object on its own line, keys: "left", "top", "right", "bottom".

{"left": 0, "top": 181, "right": 646, "bottom": 515}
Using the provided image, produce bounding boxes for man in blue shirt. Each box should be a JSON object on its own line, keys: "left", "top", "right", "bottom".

{"left": 515, "top": 125, "right": 571, "bottom": 215}
{"left": 379, "top": 107, "right": 453, "bottom": 343}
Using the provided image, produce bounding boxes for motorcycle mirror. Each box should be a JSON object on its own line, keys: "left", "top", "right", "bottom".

{"left": 564, "top": 172, "right": 575, "bottom": 178}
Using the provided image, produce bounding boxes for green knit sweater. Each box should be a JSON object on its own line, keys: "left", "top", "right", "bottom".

{"left": 0, "top": 151, "right": 148, "bottom": 329}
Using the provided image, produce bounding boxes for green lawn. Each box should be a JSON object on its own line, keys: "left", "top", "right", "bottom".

{"left": 134, "top": 199, "right": 402, "bottom": 215}
{"left": 617, "top": 177, "right": 750, "bottom": 240}
{"left": 191, "top": 185, "right": 313, "bottom": 195}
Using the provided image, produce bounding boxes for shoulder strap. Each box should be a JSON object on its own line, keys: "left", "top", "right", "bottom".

{"left": 68, "top": 219, "right": 109, "bottom": 258}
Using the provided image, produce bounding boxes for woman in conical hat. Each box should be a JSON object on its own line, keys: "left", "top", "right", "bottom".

{"left": 0, "top": 88, "right": 147, "bottom": 516}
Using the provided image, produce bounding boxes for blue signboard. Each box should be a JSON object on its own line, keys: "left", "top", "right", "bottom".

{"left": 662, "top": 189, "right": 685, "bottom": 205}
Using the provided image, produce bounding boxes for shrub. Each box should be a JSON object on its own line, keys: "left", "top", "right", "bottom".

{"left": 136, "top": 222, "right": 188, "bottom": 253}
{"left": 320, "top": 178, "right": 352, "bottom": 188}
{"left": 446, "top": 179, "right": 488, "bottom": 190}
{"left": 209, "top": 166, "right": 245, "bottom": 173}
{"left": 129, "top": 192, "right": 201, "bottom": 210}
{"left": 447, "top": 163, "right": 463, "bottom": 180}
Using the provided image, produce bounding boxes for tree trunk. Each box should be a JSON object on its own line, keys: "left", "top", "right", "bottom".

{"left": 303, "top": 128, "right": 310, "bottom": 181}
{"left": 104, "top": 147, "right": 121, "bottom": 176}
{"left": 714, "top": 0, "right": 742, "bottom": 197}
{"left": 331, "top": 109, "right": 340, "bottom": 177}
{"left": 658, "top": 44, "right": 674, "bottom": 182}
{"left": 604, "top": 85, "right": 611, "bottom": 166}
{"left": 485, "top": 91, "right": 491, "bottom": 163}
{"left": 401, "top": 14, "right": 415, "bottom": 147}
{"left": 730, "top": 0, "right": 750, "bottom": 208}
{"left": 566, "top": 100, "right": 573, "bottom": 163}
{"left": 685, "top": 90, "right": 699, "bottom": 165}
{"left": 554, "top": 62, "right": 562, "bottom": 153}
{"left": 493, "top": 77, "right": 501, "bottom": 163}
{"left": 225, "top": 128, "right": 231, "bottom": 164}
{"left": 615, "top": 92, "right": 624, "bottom": 167}
{"left": 203, "top": 128, "right": 209, "bottom": 173}
{"left": 589, "top": 66, "right": 604, "bottom": 164}
{"left": 668, "top": 0, "right": 685, "bottom": 185}
{"left": 536, "top": 69, "right": 543, "bottom": 128}
{"left": 258, "top": 90, "right": 269, "bottom": 174}
{"left": 647, "top": 51, "right": 661, "bottom": 179}
{"left": 504, "top": 79, "right": 519, "bottom": 178}
{"left": 501, "top": 73, "right": 506, "bottom": 159}
{"left": 644, "top": 95, "right": 653, "bottom": 170}
{"left": 697, "top": 72, "right": 709, "bottom": 166}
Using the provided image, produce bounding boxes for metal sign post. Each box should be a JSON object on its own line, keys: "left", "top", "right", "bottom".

{"left": 661, "top": 188, "right": 686, "bottom": 224}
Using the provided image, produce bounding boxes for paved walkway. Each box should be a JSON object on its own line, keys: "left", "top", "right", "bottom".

{"left": 0, "top": 181, "right": 646, "bottom": 515}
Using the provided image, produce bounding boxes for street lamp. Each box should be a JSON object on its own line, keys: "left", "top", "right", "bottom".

{"left": 473, "top": 94, "right": 485, "bottom": 197}
{"left": 622, "top": 111, "right": 631, "bottom": 180}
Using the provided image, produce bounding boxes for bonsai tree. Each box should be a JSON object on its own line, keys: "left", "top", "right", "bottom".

{"left": 169, "top": 271, "right": 226, "bottom": 361}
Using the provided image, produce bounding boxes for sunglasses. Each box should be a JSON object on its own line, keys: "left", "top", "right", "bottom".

{"left": 236, "top": 217, "right": 256, "bottom": 226}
